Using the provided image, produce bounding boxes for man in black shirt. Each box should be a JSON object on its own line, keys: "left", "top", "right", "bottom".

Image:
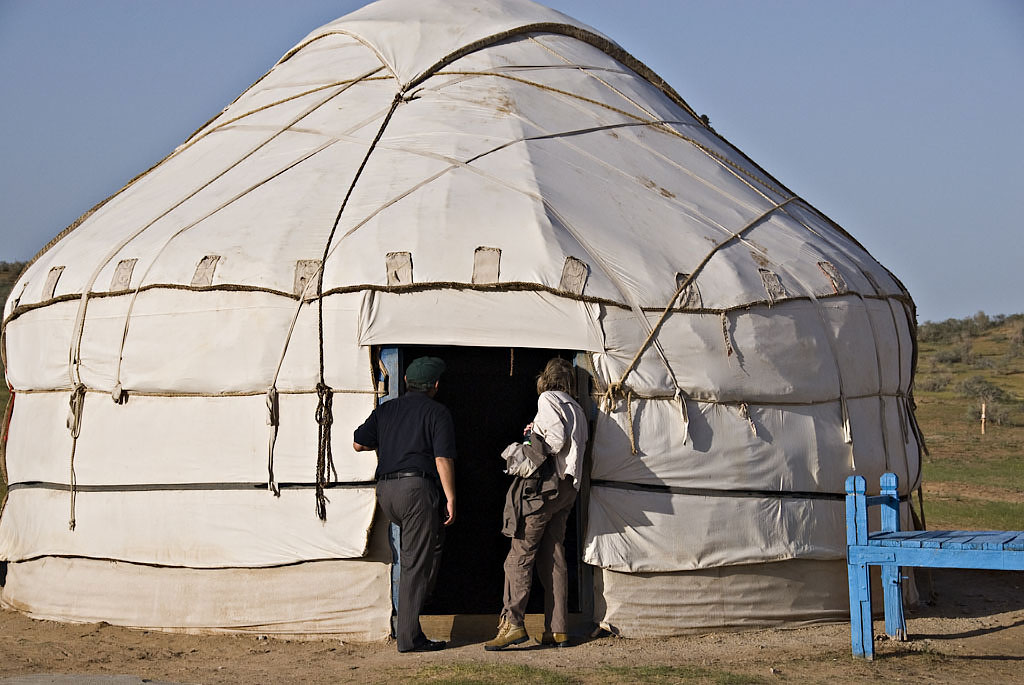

{"left": 353, "top": 356, "right": 456, "bottom": 653}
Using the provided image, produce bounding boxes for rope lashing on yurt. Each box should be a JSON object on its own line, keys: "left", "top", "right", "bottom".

{"left": 312, "top": 91, "right": 405, "bottom": 521}
{"left": 266, "top": 387, "right": 281, "bottom": 496}
{"left": 65, "top": 382, "right": 86, "bottom": 531}
{"left": 599, "top": 196, "right": 799, "bottom": 446}
{"left": 314, "top": 382, "right": 336, "bottom": 520}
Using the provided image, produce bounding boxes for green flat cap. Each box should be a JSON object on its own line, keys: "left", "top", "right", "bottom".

{"left": 406, "top": 356, "right": 446, "bottom": 389}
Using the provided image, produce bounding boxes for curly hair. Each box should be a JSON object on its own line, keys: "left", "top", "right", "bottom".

{"left": 536, "top": 357, "right": 576, "bottom": 396}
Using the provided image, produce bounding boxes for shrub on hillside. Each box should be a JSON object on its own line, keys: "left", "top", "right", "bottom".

{"left": 916, "top": 374, "right": 951, "bottom": 392}
{"left": 956, "top": 375, "right": 1010, "bottom": 403}
{"left": 971, "top": 356, "right": 997, "bottom": 370}
{"left": 932, "top": 342, "right": 973, "bottom": 365}
{"left": 965, "top": 402, "right": 1018, "bottom": 426}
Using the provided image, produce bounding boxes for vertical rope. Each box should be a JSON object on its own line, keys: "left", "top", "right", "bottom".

{"left": 66, "top": 383, "right": 86, "bottom": 530}
{"left": 313, "top": 92, "right": 404, "bottom": 521}
{"left": 266, "top": 386, "right": 281, "bottom": 497}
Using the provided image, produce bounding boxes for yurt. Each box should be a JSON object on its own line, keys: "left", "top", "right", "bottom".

{"left": 0, "top": 0, "right": 921, "bottom": 638}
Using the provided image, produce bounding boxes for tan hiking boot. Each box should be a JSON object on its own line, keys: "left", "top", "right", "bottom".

{"left": 483, "top": 618, "right": 529, "bottom": 651}
{"left": 540, "top": 631, "right": 570, "bottom": 648}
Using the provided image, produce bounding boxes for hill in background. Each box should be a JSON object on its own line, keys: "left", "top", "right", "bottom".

{"left": 914, "top": 312, "right": 1024, "bottom": 529}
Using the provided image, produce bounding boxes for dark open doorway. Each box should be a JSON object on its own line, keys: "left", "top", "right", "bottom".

{"left": 381, "top": 345, "right": 582, "bottom": 615}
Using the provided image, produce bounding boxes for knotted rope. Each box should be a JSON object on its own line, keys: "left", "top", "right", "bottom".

{"left": 315, "top": 382, "right": 337, "bottom": 520}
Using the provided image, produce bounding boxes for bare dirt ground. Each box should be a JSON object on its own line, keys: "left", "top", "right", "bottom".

{"left": 1, "top": 568, "right": 1022, "bottom": 684}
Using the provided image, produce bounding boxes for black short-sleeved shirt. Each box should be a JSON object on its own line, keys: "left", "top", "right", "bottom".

{"left": 353, "top": 391, "right": 457, "bottom": 479}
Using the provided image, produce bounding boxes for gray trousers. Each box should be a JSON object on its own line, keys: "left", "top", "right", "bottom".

{"left": 376, "top": 477, "right": 442, "bottom": 651}
{"left": 501, "top": 476, "right": 577, "bottom": 632}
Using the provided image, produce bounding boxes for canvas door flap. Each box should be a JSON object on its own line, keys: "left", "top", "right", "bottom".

{"left": 357, "top": 289, "right": 603, "bottom": 351}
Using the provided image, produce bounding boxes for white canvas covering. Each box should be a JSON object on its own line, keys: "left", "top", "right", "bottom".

{"left": 1, "top": 0, "right": 921, "bottom": 637}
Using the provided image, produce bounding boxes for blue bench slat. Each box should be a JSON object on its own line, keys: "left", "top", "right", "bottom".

{"left": 1006, "top": 533, "right": 1024, "bottom": 551}
{"left": 871, "top": 530, "right": 945, "bottom": 548}
{"left": 964, "top": 531, "right": 1020, "bottom": 550}
{"left": 919, "top": 531, "right": 982, "bottom": 548}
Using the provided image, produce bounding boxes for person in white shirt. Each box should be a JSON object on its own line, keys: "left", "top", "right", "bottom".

{"left": 485, "top": 357, "right": 588, "bottom": 650}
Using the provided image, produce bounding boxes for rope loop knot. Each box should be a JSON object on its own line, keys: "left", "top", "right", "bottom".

{"left": 315, "top": 382, "right": 337, "bottom": 520}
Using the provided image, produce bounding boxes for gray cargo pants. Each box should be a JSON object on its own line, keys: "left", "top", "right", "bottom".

{"left": 501, "top": 475, "right": 577, "bottom": 632}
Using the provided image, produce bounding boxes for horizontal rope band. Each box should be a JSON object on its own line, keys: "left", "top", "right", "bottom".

{"left": 4, "top": 279, "right": 912, "bottom": 329}
{"left": 5, "top": 553, "right": 375, "bottom": 572}
{"left": 9, "top": 387, "right": 380, "bottom": 398}
{"left": 591, "top": 479, "right": 912, "bottom": 502}
{"left": 587, "top": 390, "right": 911, "bottom": 405}
{"left": 7, "top": 480, "right": 375, "bottom": 493}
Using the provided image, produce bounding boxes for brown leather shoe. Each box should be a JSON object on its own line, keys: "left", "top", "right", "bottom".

{"left": 540, "top": 631, "right": 570, "bottom": 647}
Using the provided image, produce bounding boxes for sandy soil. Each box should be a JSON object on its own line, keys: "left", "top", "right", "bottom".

{"left": 1, "top": 568, "right": 1022, "bottom": 684}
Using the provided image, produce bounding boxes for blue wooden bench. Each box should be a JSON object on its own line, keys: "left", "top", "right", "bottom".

{"left": 845, "top": 472, "right": 1024, "bottom": 659}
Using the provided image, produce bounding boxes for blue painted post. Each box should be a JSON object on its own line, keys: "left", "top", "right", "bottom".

{"left": 846, "top": 475, "right": 874, "bottom": 658}
{"left": 378, "top": 346, "right": 402, "bottom": 638}
{"left": 880, "top": 472, "right": 907, "bottom": 641}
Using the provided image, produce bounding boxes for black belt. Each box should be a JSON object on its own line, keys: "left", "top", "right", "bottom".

{"left": 378, "top": 469, "right": 431, "bottom": 481}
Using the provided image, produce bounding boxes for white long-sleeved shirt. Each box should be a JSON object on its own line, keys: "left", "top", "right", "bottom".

{"left": 531, "top": 390, "right": 588, "bottom": 489}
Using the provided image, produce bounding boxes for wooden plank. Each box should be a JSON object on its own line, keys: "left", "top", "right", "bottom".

{"left": 921, "top": 532, "right": 960, "bottom": 548}
{"left": 964, "top": 531, "right": 1020, "bottom": 550}
{"left": 939, "top": 532, "right": 990, "bottom": 549}
{"left": 877, "top": 530, "right": 946, "bottom": 548}
{"left": 872, "top": 531, "right": 935, "bottom": 547}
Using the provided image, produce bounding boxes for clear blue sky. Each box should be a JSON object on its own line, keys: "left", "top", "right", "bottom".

{"left": 1, "top": 0, "right": 1021, "bottom": 322}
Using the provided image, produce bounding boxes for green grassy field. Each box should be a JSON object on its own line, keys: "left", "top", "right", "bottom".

{"left": 914, "top": 312, "right": 1024, "bottom": 529}
{"left": 0, "top": 268, "right": 1019, "bottom": 530}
